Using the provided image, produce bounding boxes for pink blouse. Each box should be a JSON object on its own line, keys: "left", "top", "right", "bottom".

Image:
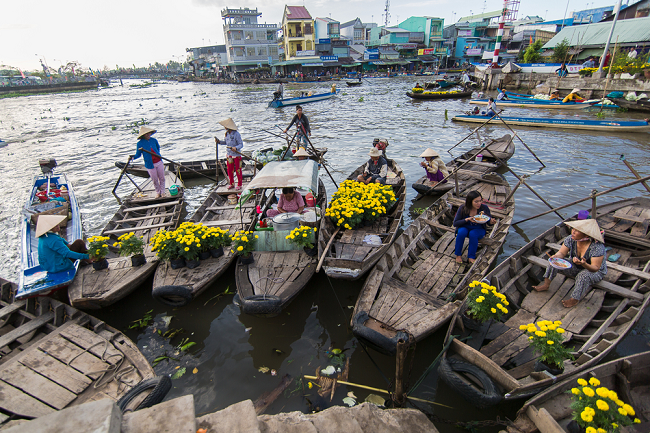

{"left": 278, "top": 193, "right": 305, "bottom": 213}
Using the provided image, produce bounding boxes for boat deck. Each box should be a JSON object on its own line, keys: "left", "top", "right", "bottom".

{"left": 237, "top": 250, "right": 316, "bottom": 299}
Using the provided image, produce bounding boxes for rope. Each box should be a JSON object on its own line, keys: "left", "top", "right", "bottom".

{"left": 254, "top": 272, "right": 285, "bottom": 297}
{"left": 407, "top": 335, "right": 457, "bottom": 395}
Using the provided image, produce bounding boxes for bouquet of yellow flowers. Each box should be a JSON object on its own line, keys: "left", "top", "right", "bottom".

{"left": 286, "top": 226, "right": 316, "bottom": 249}
{"left": 87, "top": 235, "right": 111, "bottom": 259}
{"left": 150, "top": 222, "right": 209, "bottom": 261}
{"left": 570, "top": 376, "right": 641, "bottom": 432}
{"left": 412, "top": 87, "right": 424, "bottom": 93}
{"left": 465, "top": 280, "right": 509, "bottom": 323}
{"left": 114, "top": 232, "right": 144, "bottom": 257}
{"left": 519, "top": 320, "right": 572, "bottom": 370}
{"left": 325, "top": 180, "right": 396, "bottom": 230}
{"left": 202, "top": 227, "right": 232, "bottom": 250}
{"left": 230, "top": 230, "right": 258, "bottom": 256}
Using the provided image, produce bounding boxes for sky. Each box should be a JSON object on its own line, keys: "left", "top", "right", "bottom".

{"left": 2, "top": 0, "right": 619, "bottom": 71}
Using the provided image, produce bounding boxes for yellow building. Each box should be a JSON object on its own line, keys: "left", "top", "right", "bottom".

{"left": 281, "top": 5, "right": 318, "bottom": 61}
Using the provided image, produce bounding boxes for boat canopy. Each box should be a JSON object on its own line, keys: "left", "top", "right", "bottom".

{"left": 244, "top": 159, "right": 319, "bottom": 193}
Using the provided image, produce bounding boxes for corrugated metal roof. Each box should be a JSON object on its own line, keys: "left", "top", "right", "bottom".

{"left": 544, "top": 17, "right": 650, "bottom": 48}
{"left": 286, "top": 6, "right": 312, "bottom": 20}
{"left": 458, "top": 10, "right": 501, "bottom": 22}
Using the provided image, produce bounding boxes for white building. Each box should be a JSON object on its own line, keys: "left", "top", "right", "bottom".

{"left": 221, "top": 7, "right": 280, "bottom": 71}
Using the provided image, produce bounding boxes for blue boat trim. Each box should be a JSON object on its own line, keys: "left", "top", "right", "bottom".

{"left": 269, "top": 91, "right": 337, "bottom": 108}
{"left": 452, "top": 115, "right": 650, "bottom": 131}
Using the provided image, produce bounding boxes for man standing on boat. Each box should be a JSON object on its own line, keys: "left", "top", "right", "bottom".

{"left": 133, "top": 126, "right": 165, "bottom": 198}
{"left": 273, "top": 82, "right": 283, "bottom": 100}
{"left": 284, "top": 105, "right": 310, "bottom": 150}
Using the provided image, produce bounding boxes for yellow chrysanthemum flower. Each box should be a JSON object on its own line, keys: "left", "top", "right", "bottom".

{"left": 571, "top": 388, "right": 581, "bottom": 395}
{"left": 618, "top": 407, "right": 628, "bottom": 416}
{"left": 585, "top": 428, "right": 596, "bottom": 433}
{"left": 623, "top": 404, "right": 635, "bottom": 416}
{"left": 583, "top": 387, "right": 595, "bottom": 397}
{"left": 547, "top": 340, "right": 554, "bottom": 345}
{"left": 577, "top": 378, "right": 588, "bottom": 386}
{"left": 596, "top": 399, "right": 609, "bottom": 411}
{"left": 589, "top": 377, "right": 600, "bottom": 387}
{"left": 237, "top": 246, "right": 243, "bottom": 251}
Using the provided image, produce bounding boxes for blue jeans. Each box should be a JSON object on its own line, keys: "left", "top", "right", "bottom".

{"left": 455, "top": 226, "right": 486, "bottom": 259}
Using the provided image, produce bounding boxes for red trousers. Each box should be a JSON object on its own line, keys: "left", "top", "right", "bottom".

{"left": 227, "top": 156, "right": 242, "bottom": 187}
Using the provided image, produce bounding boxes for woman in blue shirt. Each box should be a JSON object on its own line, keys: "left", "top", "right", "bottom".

{"left": 37, "top": 215, "right": 90, "bottom": 273}
{"left": 133, "top": 126, "right": 165, "bottom": 198}
{"left": 453, "top": 191, "right": 494, "bottom": 264}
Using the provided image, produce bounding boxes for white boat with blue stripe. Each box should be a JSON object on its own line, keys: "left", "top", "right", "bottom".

{"left": 269, "top": 90, "right": 337, "bottom": 108}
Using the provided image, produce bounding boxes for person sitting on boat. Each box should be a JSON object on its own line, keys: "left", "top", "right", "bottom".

{"left": 331, "top": 83, "right": 336, "bottom": 93}
{"left": 485, "top": 97, "right": 497, "bottom": 116}
{"left": 284, "top": 105, "right": 310, "bottom": 150}
{"left": 470, "top": 106, "right": 481, "bottom": 115}
{"left": 266, "top": 187, "right": 305, "bottom": 218}
{"left": 215, "top": 118, "right": 243, "bottom": 190}
{"left": 497, "top": 89, "right": 508, "bottom": 101}
{"left": 532, "top": 219, "right": 607, "bottom": 308}
{"left": 373, "top": 138, "right": 389, "bottom": 159}
{"left": 273, "top": 83, "right": 283, "bottom": 100}
{"left": 556, "top": 63, "right": 568, "bottom": 78}
{"left": 37, "top": 215, "right": 90, "bottom": 273}
{"left": 357, "top": 148, "right": 387, "bottom": 185}
{"left": 415, "top": 82, "right": 421, "bottom": 89}
{"left": 453, "top": 191, "right": 494, "bottom": 264}
{"left": 293, "top": 147, "right": 310, "bottom": 160}
{"left": 133, "top": 126, "right": 165, "bottom": 198}
{"left": 549, "top": 89, "right": 561, "bottom": 100}
{"left": 420, "top": 148, "right": 448, "bottom": 186}
{"left": 563, "top": 88, "right": 584, "bottom": 103}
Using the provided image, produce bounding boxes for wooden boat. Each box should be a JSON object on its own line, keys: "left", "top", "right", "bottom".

{"left": 412, "top": 134, "right": 515, "bottom": 196}
{"left": 0, "top": 278, "right": 168, "bottom": 420}
{"left": 438, "top": 197, "right": 650, "bottom": 408}
{"left": 318, "top": 159, "right": 406, "bottom": 281}
{"left": 452, "top": 115, "right": 650, "bottom": 132}
{"left": 612, "top": 97, "right": 650, "bottom": 113}
{"left": 509, "top": 350, "right": 650, "bottom": 433}
{"left": 115, "top": 157, "right": 261, "bottom": 179}
{"left": 151, "top": 175, "right": 263, "bottom": 307}
{"left": 406, "top": 90, "right": 472, "bottom": 100}
{"left": 424, "top": 79, "right": 460, "bottom": 89}
{"left": 68, "top": 172, "right": 185, "bottom": 309}
{"left": 471, "top": 98, "right": 598, "bottom": 110}
{"left": 235, "top": 160, "right": 326, "bottom": 316}
{"left": 352, "top": 172, "right": 515, "bottom": 354}
{"left": 347, "top": 81, "right": 362, "bottom": 87}
{"left": 268, "top": 91, "right": 337, "bottom": 108}
{"left": 17, "top": 162, "right": 83, "bottom": 300}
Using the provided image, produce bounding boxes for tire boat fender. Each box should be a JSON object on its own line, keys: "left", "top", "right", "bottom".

{"left": 117, "top": 376, "right": 172, "bottom": 412}
{"left": 239, "top": 294, "right": 283, "bottom": 316}
{"left": 152, "top": 285, "right": 193, "bottom": 307}
{"left": 351, "top": 311, "right": 410, "bottom": 356}
{"left": 438, "top": 357, "right": 502, "bottom": 409}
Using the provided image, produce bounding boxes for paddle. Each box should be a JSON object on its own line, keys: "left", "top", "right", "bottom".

{"left": 139, "top": 148, "right": 218, "bottom": 183}
{"left": 316, "top": 227, "right": 340, "bottom": 273}
{"left": 215, "top": 138, "right": 264, "bottom": 166}
{"left": 296, "top": 122, "right": 339, "bottom": 189}
{"left": 112, "top": 155, "right": 143, "bottom": 196}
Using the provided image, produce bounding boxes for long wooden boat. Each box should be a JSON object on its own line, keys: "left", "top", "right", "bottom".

{"left": 352, "top": 172, "right": 515, "bottom": 354}
{"left": 509, "top": 350, "right": 650, "bottom": 433}
{"left": 406, "top": 90, "right": 472, "bottom": 100}
{"left": 452, "top": 115, "right": 650, "bottom": 132}
{"left": 412, "top": 134, "right": 515, "bottom": 196}
{"left": 425, "top": 79, "right": 460, "bottom": 89}
{"left": 439, "top": 197, "right": 650, "bottom": 408}
{"left": 318, "top": 159, "right": 406, "bottom": 281}
{"left": 235, "top": 160, "right": 326, "bottom": 316}
{"left": 0, "top": 278, "right": 167, "bottom": 420}
{"left": 612, "top": 97, "right": 650, "bottom": 113}
{"left": 268, "top": 91, "right": 337, "bottom": 108}
{"left": 471, "top": 98, "right": 597, "bottom": 110}
{"left": 347, "top": 81, "right": 362, "bottom": 87}
{"left": 68, "top": 172, "right": 185, "bottom": 309}
{"left": 17, "top": 168, "right": 83, "bottom": 300}
{"left": 151, "top": 175, "right": 263, "bottom": 307}
{"left": 115, "top": 157, "right": 281, "bottom": 179}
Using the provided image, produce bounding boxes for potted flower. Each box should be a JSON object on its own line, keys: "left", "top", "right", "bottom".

{"left": 412, "top": 87, "right": 424, "bottom": 93}
{"left": 203, "top": 227, "right": 232, "bottom": 258}
{"left": 87, "top": 235, "right": 111, "bottom": 270}
{"left": 115, "top": 232, "right": 146, "bottom": 267}
{"left": 172, "top": 222, "right": 205, "bottom": 269}
{"left": 325, "top": 180, "right": 396, "bottom": 230}
{"left": 463, "top": 280, "right": 510, "bottom": 330}
{"left": 150, "top": 228, "right": 181, "bottom": 267}
{"left": 231, "top": 230, "right": 258, "bottom": 264}
{"left": 520, "top": 320, "right": 572, "bottom": 375}
{"left": 286, "top": 226, "right": 317, "bottom": 256}
{"left": 568, "top": 376, "right": 641, "bottom": 432}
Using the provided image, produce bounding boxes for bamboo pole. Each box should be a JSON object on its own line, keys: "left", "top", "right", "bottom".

{"left": 513, "top": 174, "right": 650, "bottom": 225}
{"left": 446, "top": 111, "right": 501, "bottom": 155}
{"left": 140, "top": 149, "right": 218, "bottom": 182}
{"left": 620, "top": 155, "right": 650, "bottom": 193}
{"left": 316, "top": 227, "right": 340, "bottom": 273}
{"left": 296, "top": 123, "right": 339, "bottom": 189}
{"left": 394, "top": 339, "right": 407, "bottom": 407}
{"left": 493, "top": 112, "right": 545, "bottom": 167}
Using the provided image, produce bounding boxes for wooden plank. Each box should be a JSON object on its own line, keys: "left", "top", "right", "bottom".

{"left": 59, "top": 325, "right": 122, "bottom": 365}
{"left": 560, "top": 289, "right": 605, "bottom": 334}
{"left": 202, "top": 219, "right": 252, "bottom": 227}
{"left": 369, "top": 289, "right": 391, "bottom": 319}
{"left": 354, "top": 270, "right": 384, "bottom": 315}
{"left": 122, "top": 200, "right": 182, "bottom": 213}
{"left": 613, "top": 208, "right": 648, "bottom": 224}
{"left": 351, "top": 246, "right": 372, "bottom": 262}
{"left": 451, "top": 339, "right": 521, "bottom": 392}
{"left": 103, "top": 221, "right": 173, "bottom": 235}
{"left": 0, "top": 362, "right": 77, "bottom": 409}
{"left": 406, "top": 252, "right": 445, "bottom": 288}
{"left": 386, "top": 297, "right": 423, "bottom": 327}
{"left": 0, "top": 312, "right": 54, "bottom": 349}
{"left": 114, "top": 212, "right": 177, "bottom": 224}
{"left": 505, "top": 309, "right": 538, "bottom": 329}
{"left": 39, "top": 335, "right": 110, "bottom": 379}
{"left": 480, "top": 328, "right": 523, "bottom": 358}
{"left": 0, "top": 379, "right": 55, "bottom": 418}
{"left": 341, "top": 244, "right": 356, "bottom": 260}
{"left": 0, "top": 300, "right": 26, "bottom": 320}
{"left": 205, "top": 204, "right": 256, "bottom": 211}
{"left": 383, "top": 277, "right": 444, "bottom": 308}
{"left": 427, "top": 259, "right": 462, "bottom": 297}
{"left": 375, "top": 289, "right": 402, "bottom": 323}
{"left": 19, "top": 349, "right": 92, "bottom": 394}
{"left": 536, "top": 278, "right": 576, "bottom": 320}
{"left": 526, "top": 406, "right": 566, "bottom": 433}
{"left": 490, "top": 333, "right": 531, "bottom": 367}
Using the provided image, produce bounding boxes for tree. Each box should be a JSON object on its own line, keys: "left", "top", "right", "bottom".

{"left": 551, "top": 38, "right": 570, "bottom": 63}
{"left": 524, "top": 40, "right": 543, "bottom": 63}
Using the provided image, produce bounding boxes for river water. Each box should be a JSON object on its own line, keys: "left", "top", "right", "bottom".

{"left": 1, "top": 79, "right": 649, "bottom": 430}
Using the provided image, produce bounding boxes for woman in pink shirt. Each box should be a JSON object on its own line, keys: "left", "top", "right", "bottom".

{"left": 267, "top": 188, "right": 305, "bottom": 218}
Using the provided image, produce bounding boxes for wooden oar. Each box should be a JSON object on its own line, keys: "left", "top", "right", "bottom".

{"left": 316, "top": 227, "right": 340, "bottom": 273}
{"left": 112, "top": 155, "right": 143, "bottom": 196}
{"left": 139, "top": 149, "right": 218, "bottom": 182}
{"left": 296, "top": 123, "right": 339, "bottom": 189}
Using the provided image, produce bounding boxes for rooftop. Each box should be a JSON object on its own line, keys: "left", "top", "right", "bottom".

{"left": 285, "top": 6, "right": 312, "bottom": 20}
{"left": 221, "top": 7, "right": 261, "bottom": 17}
{"left": 457, "top": 10, "right": 502, "bottom": 22}
{"left": 543, "top": 16, "right": 650, "bottom": 48}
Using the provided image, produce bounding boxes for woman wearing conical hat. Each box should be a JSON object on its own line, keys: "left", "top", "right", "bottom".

{"left": 36, "top": 215, "right": 90, "bottom": 274}
{"left": 215, "top": 118, "right": 243, "bottom": 190}
{"left": 133, "top": 126, "right": 165, "bottom": 198}
{"left": 532, "top": 219, "right": 607, "bottom": 308}
{"left": 293, "top": 148, "right": 310, "bottom": 161}
{"left": 419, "top": 148, "right": 448, "bottom": 186}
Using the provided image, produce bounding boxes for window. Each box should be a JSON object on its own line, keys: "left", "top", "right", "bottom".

{"left": 256, "top": 31, "right": 266, "bottom": 40}
{"left": 354, "top": 30, "right": 362, "bottom": 39}
{"left": 245, "top": 31, "right": 254, "bottom": 40}
{"left": 304, "top": 23, "right": 312, "bottom": 35}
{"left": 267, "top": 31, "right": 275, "bottom": 41}
{"left": 247, "top": 47, "right": 256, "bottom": 56}
{"left": 269, "top": 46, "right": 279, "bottom": 56}
{"left": 257, "top": 46, "right": 267, "bottom": 56}
{"left": 234, "top": 47, "right": 244, "bottom": 56}
{"left": 233, "top": 31, "right": 242, "bottom": 40}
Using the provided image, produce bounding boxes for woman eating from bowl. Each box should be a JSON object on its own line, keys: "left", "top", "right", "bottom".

{"left": 532, "top": 219, "right": 607, "bottom": 308}
{"left": 453, "top": 191, "right": 493, "bottom": 264}
{"left": 266, "top": 187, "right": 305, "bottom": 218}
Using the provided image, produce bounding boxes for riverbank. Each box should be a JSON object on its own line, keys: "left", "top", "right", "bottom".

{"left": 0, "top": 80, "right": 105, "bottom": 98}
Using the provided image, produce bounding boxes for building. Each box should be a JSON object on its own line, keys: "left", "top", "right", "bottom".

{"left": 398, "top": 16, "right": 445, "bottom": 49}
{"left": 572, "top": 6, "right": 615, "bottom": 24}
{"left": 314, "top": 17, "right": 340, "bottom": 40}
{"left": 601, "top": 0, "right": 649, "bottom": 21}
{"left": 186, "top": 45, "right": 227, "bottom": 76}
{"left": 314, "top": 17, "right": 350, "bottom": 59}
{"left": 281, "top": 5, "right": 317, "bottom": 61}
{"left": 221, "top": 7, "right": 279, "bottom": 71}
{"left": 340, "top": 18, "right": 376, "bottom": 45}
{"left": 368, "top": 26, "right": 424, "bottom": 47}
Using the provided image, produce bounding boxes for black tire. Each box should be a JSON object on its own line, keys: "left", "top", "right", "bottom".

{"left": 117, "top": 376, "right": 171, "bottom": 412}
{"left": 351, "top": 311, "right": 409, "bottom": 356}
{"left": 241, "top": 294, "right": 282, "bottom": 316}
{"left": 152, "top": 285, "right": 193, "bottom": 307}
{"left": 438, "top": 357, "right": 502, "bottom": 409}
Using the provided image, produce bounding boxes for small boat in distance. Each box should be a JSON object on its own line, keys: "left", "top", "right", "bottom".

{"left": 406, "top": 89, "right": 472, "bottom": 100}
{"left": 471, "top": 98, "right": 598, "bottom": 110}
{"left": 347, "top": 81, "right": 362, "bottom": 87}
{"left": 269, "top": 90, "right": 337, "bottom": 108}
{"left": 452, "top": 115, "right": 650, "bottom": 132}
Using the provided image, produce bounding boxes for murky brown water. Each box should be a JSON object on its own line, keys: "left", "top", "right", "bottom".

{"left": 1, "top": 79, "right": 649, "bottom": 431}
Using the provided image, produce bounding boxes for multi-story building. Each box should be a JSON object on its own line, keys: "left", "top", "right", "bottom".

{"left": 221, "top": 7, "right": 279, "bottom": 71}
{"left": 314, "top": 17, "right": 350, "bottom": 59}
{"left": 186, "top": 45, "right": 227, "bottom": 76}
{"left": 281, "top": 5, "right": 318, "bottom": 61}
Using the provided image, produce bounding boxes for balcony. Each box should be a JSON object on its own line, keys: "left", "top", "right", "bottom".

{"left": 229, "top": 39, "right": 277, "bottom": 45}
{"left": 231, "top": 55, "right": 273, "bottom": 61}
{"left": 224, "top": 23, "right": 278, "bottom": 31}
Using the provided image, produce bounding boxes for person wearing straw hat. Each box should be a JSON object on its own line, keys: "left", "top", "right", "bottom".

{"left": 283, "top": 105, "right": 310, "bottom": 150}
{"left": 532, "top": 219, "right": 607, "bottom": 308}
{"left": 293, "top": 148, "right": 310, "bottom": 160}
{"left": 373, "top": 138, "right": 389, "bottom": 159}
{"left": 36, "top": 215, "right": 90, "bottom": 274}
{"left": 420, "top": 148, "right": 448, "bottom": 186}
{"left": 357, "top": 148, "right": 388, "bottom": 185}
{"left": 133, "top": 126, "right": 165, "bottom": 198}
{"left": 563, "top": 88, "right": 584, "bottom": 103}
{"left": 549, "top": 89, "right": 561, "bottom": 100}
{"left": 215, "top": 118, "right": 243, "bottom": 190}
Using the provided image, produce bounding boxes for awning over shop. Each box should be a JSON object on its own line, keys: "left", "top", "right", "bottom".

{"left": 341, "top": 63, "right": 361, "bottom": 67}
{"left": 576, "top": 48, "right": 603, "bottom": 60}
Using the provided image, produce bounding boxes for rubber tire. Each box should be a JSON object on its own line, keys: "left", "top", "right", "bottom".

{"left": 438, "top": 357, "right": 502, "bottom": 409}
{"left": 117, "top": 376, "right": 171, "bottom": 412}
{"left": 241, "top": 294, "right": 282, "bottom": 316}
{"left": 152, "top": 285, "right": 193, "bottom": 307}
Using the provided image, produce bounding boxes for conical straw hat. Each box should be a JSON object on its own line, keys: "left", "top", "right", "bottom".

{"left": 219, "top": 118, "right": 238, "bottom": 131}
{"left": 368, "top": 147, "right": 382, "bottom": 157}
{"left": 565, "top": 219, "right": 604, "bottom": 243}
{"left": 293, "top": 148, "right": 310, "bottom": 157}
{"left": 571, "top": 88, "right": 581, "bottom": 94}
{"left": 36, "top": 215, "right": 67, "bottom": 238}
{"left": 420, "top": 148, "right": 440, "bottom": 158}
{"left": 137, "top": 126, "right": 156, "bottom": 139}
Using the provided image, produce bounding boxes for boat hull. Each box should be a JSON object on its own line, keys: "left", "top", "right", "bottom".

{"left": 452, "top": 115, "right": 650, "bottom": 132}
{"left": 471, "top": 98, "right": 595, "bottom": 110}
{"left": 406, "top": 91, "right": 472, "bottom": 100}
{"left": 269, "top": 91, "right": 336, "bottom": 108}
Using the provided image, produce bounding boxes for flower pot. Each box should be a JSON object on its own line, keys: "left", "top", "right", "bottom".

{"left": 240, "top": 254, "right": 254, "bottom": 265}
{"left": 198, "top": 251, "right": 211, "bottom": 260}
{"left": 210, "top": 247, "right": 224, "bottom": 258}
{"left": 185, "top": 259, "right": 200, "bottom": 269}
{"left": 304, "top": 246, "right": 318, "bottom": 257}
{"left": 566, "top": 420, "right": 585, "bottom": 433}
{"left": 461, "top": 311, "right": 483, "bottom": 331}
{"left": 170, "top": 258, "right": 185, "bottom": 269}
{"left": 131, "top": 254, "right": 146, "bottom": 267}
{"left": 92, "top": 258, "right": 109, "bottom": 271}
{"left": 534, "top": 359, "right": 564, "bottom": 376}
{"left": 644, "top": 69, "right": 650, "bottom": 79}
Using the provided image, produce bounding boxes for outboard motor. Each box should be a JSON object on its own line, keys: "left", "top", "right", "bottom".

{"left": 39, "top": 158, "right": 57, "bottom": 175}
